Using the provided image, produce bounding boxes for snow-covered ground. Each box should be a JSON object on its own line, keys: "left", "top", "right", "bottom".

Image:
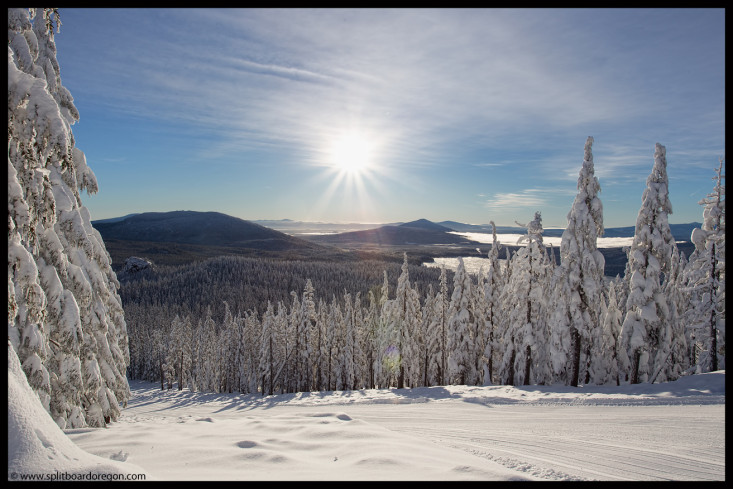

{"left": 60, "top": 372, "right": 725, "bottom": 481}
{"left": 452, "top": 232, "right": 635, "bottom": 248}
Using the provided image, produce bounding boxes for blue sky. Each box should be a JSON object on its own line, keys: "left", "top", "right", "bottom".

{"left": 53, "top": 8, "right": 724, "bottom": 228}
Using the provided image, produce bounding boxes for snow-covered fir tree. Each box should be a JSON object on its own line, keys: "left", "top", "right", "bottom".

{"left": 619, "top": 143, "right": 678, "bottom": 384}
{"left": 299, "top": 279, "right": 317, "bottom": 391}
{"left": 480, "top": 222, "right": 505, "bottom": 385}
{"left": 553, "top": 137, "right": 605, "bottom": 386}
{"left": 258, "top": 302, "right": 276, "bottom": 395}
{"left": 471, "top": 268, "right": 489, "bottom": 386}
{"left": 391, "top": 254, "right": 422, "bottom": 387}
{"left": 341, "top": 292, "right": 357, "bottom": 390}
{"left": 8, "top": 8, "right": 129, "bottom": 428}
{"left": 590, "top": 287, "right": 623, "bottom": 385}
{"left": 499, "top": 212, "right": 551, "bottom": 386}
{"left": 653, "top": 247, "right": 688, "bottom": 382}
{"left": 447, "top": 258, "right": 473, "bottom": 385}
{"left": 168, "top": 315, "right": 192, "bottom": 391}
{"left": 684, "top": 158, "right": 725, "bottom": 372}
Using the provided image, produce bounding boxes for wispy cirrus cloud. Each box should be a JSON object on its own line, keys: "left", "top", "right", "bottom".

{"left": 55, "top": 8, "right": 724, "bottom": 225}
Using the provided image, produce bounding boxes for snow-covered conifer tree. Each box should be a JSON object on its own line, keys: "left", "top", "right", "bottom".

{"left": 684, "top": 158, "right": 725, "bottom": 372}
{"left": 554, "top": 137, "right": 605, "bottom": 387}
{"left": 299, "top": 279, "right": 317, "bottom": 391}
{"left": 274, "top": 302, "right": 289, "bottom": 393}
{"left": 499, "top": 212, "right": 551, "bottom": 385}
{"left": 447, "top": 258, "right": 472, "bottom": 385}
{"left": 341, "top": 292, "right": 356, "bottom": 391}
{"left": 259, "top": 302, "right": 276, "bottom": 395}
{"left": 482, "top": 222, "right": 504, "bottom": 385}
{"left": 619, "top": 143, "right": 678, "bottom": 384}
{"left": 436, "top": 265, "right": 450, "bottom": 385}
{"left": 363, "top": 291, "right": 379, "bottom": 388}
{"left": 653, "top": 248, "right": 688, "bottom": 382}
{"left": 352, "top": 292, "right": 367, "bottom": 389}
{"left": 392, "top": 254, "right": 421, "bottom": 388}
{"left": 8, "top": 8, "right": 129, "bottom": 427}
{"left": 168, "top": 315, "right": 192, "bottom": 390}
{"left": 590, "top": 287, "right": 623, "bottom": 385}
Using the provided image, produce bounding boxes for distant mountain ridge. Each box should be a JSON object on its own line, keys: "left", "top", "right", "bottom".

{"left": 306, "top": 218, "right": 481, "bottom": 246}
{"left": 91, "top": 211, "right": 339, "bottom": 269}
{"left": 92, "top": 211, "right": 327, "bottom": 250}
{"left": 254, "top": 218, "right": 699, "bottom": 243}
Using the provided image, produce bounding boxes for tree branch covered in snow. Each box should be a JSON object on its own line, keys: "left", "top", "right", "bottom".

{"left": 8, "top": 8, "right": 129, "bottom": 428}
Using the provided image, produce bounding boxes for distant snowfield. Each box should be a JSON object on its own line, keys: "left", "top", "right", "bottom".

{"left": 453, "top": 232, "right": 636, "bottom": 248}
{"left": 64, "top": 373, "right": 725, "bottom": 481}
{"left": 424, "top": 256, "right": 505, "bottom": 276}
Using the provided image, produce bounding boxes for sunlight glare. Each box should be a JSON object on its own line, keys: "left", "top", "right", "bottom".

{"left": 330, "top": 132, "right": 373, "bottom": 176}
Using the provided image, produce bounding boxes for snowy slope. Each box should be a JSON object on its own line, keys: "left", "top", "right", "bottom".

{"left": 7, "top": 344, "right": 148, "bottom": 481}
{"left": 63, "top": 372, "right": 725, "bottom": 481}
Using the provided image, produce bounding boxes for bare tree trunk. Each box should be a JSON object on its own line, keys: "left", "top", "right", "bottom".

{"left": 570, "top": 328, "right": 581, "bottom": 387}
{"left": 524, "top": 345, "right": 532, "bottom": 385}
{"left": 710, "top": 243, "right": 718, "bottom": 372}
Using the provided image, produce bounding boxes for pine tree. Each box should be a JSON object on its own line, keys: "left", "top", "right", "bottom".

{"left": 482, "top": 222, "right": 505, "bottom": 385}
{"left": 363, "top": 291, "right": 379, "bottom": 388}
{"left": 619, "top": 143, "right": 678, "bottom": 384}
{"left": 470, "top": 268, "right": 488, "bottom": 386}
{"left": 259, "top": 302, "right": 276, "bottom": 395}
{"left": 169, "top": 315, "right": 192, "bottom": 390}
{"left": 341, "top": 292, "right": 356, "bottom": 391}
{"left": 684, "top": 158, "right": 725, "bottom": 372}
{"left": 556, "top": 137, "right": 605, "bottom": 387}
{"left": 436, "top": 265, "right": 450, "bottom": 385}
{"left": 8, "top": 8, "right": 129, "bottom": 428}
{"left": 391, "top": 254, "right": 421, "bottom": 388}
{"left": 651, "top": 248, "right": 688, "bottom": 382}
{"left": 590, "top": 287, "right": 623, "bottom": 385}
{"left": 447, "top": 258, "right": 472, "bottom": 385}
{"left": 499, "top": 212, "right": 550, "bottom": 385}
{"left": 299, "top": 279, "right": 317, "bottom": 391}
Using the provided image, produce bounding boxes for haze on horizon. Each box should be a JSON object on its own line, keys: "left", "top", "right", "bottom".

{"left": 54, "top": 8, "right": 724, "bottom": 228}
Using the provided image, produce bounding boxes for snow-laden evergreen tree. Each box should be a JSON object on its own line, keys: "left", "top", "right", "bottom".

{"left": 684, "top": 158, "right": 725, "bottom": 372}
{"left": 363, "top": 291, "right": 379, "bottom": 388}
{"left": 547, "top": 269, "right": 571, "bottom": 384}
{"left": 8, "top": 8, "right": 129, "bottom": 427}
{"left": 619, "top": 143, "right": 678, "bottom": 384}
{"left": 499, "top": 212, "right": 551, "bottom": 385}
{"left": 274, "top": 301, "right": 289, "bottom": 393}
{"left": 219, "top": 302, "right": 240, "bottom": 393}
{"left": 471, "top": 268, "right": 488, "bottom": 385}
{"left": 391, "top": 254, "right": 421, "bottom": 388}
{"left": 200, "top": 307, "right": 218, "bottom": 392}
{"left": 419, "top": 284, "right": 436, "bottom": 386}
{"left": 259, "top": 302, "right": 276, "bottom": 395}
{"left": 482, "top": 222, "right": 504, "bottom": 385}
{"left": 653, "top": 247, "right": 688, "bottom": 382}
{"left": 590, "top": 287, "right": 623, "bottom": 385}
{"left": 299, "top": 279, "right": 317, "bottom": 391}
{"left": 378, "top": 270, "right": 398, "bottom": 387}
{"left": 436, "top": 265, "right": 450, "bottom": 385}
{"left": 341, "top": 292, "right": 356, "bottom": 390}
{"left": 352, "top": 292, "right": 367, "bottom": 389}
{"left": 447, "top": 257, "right": 473, "bottom": 385}
{"left": 554, "top": 137, "right": 605, "bottom": 387}
{"left": 168, "top": 315, "right": 192, "bottom": 390}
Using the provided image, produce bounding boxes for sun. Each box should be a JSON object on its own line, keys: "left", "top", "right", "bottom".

{"left": 329, "top": 132, "right": 373, "bottom": 176}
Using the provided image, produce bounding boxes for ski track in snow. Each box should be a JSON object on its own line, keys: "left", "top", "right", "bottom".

{"left": 65, "top": 373, "right": 725, "bottom": 481}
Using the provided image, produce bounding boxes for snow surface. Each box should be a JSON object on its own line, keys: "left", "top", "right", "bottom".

{"left": 59, "top": 371, "right": 725, "bottom": 481}
{"left": 425, "top": 256, "right": 507, "bottom": 276}
{"left": 453, "top": 232, "right": 636, "bottom": 248}
{"left": 7, "top": 344, "right": 147, "bottom": 481}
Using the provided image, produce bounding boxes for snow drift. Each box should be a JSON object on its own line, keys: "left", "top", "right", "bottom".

{"left": 7, "top": 344, "right": 148, "bottom": 481}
